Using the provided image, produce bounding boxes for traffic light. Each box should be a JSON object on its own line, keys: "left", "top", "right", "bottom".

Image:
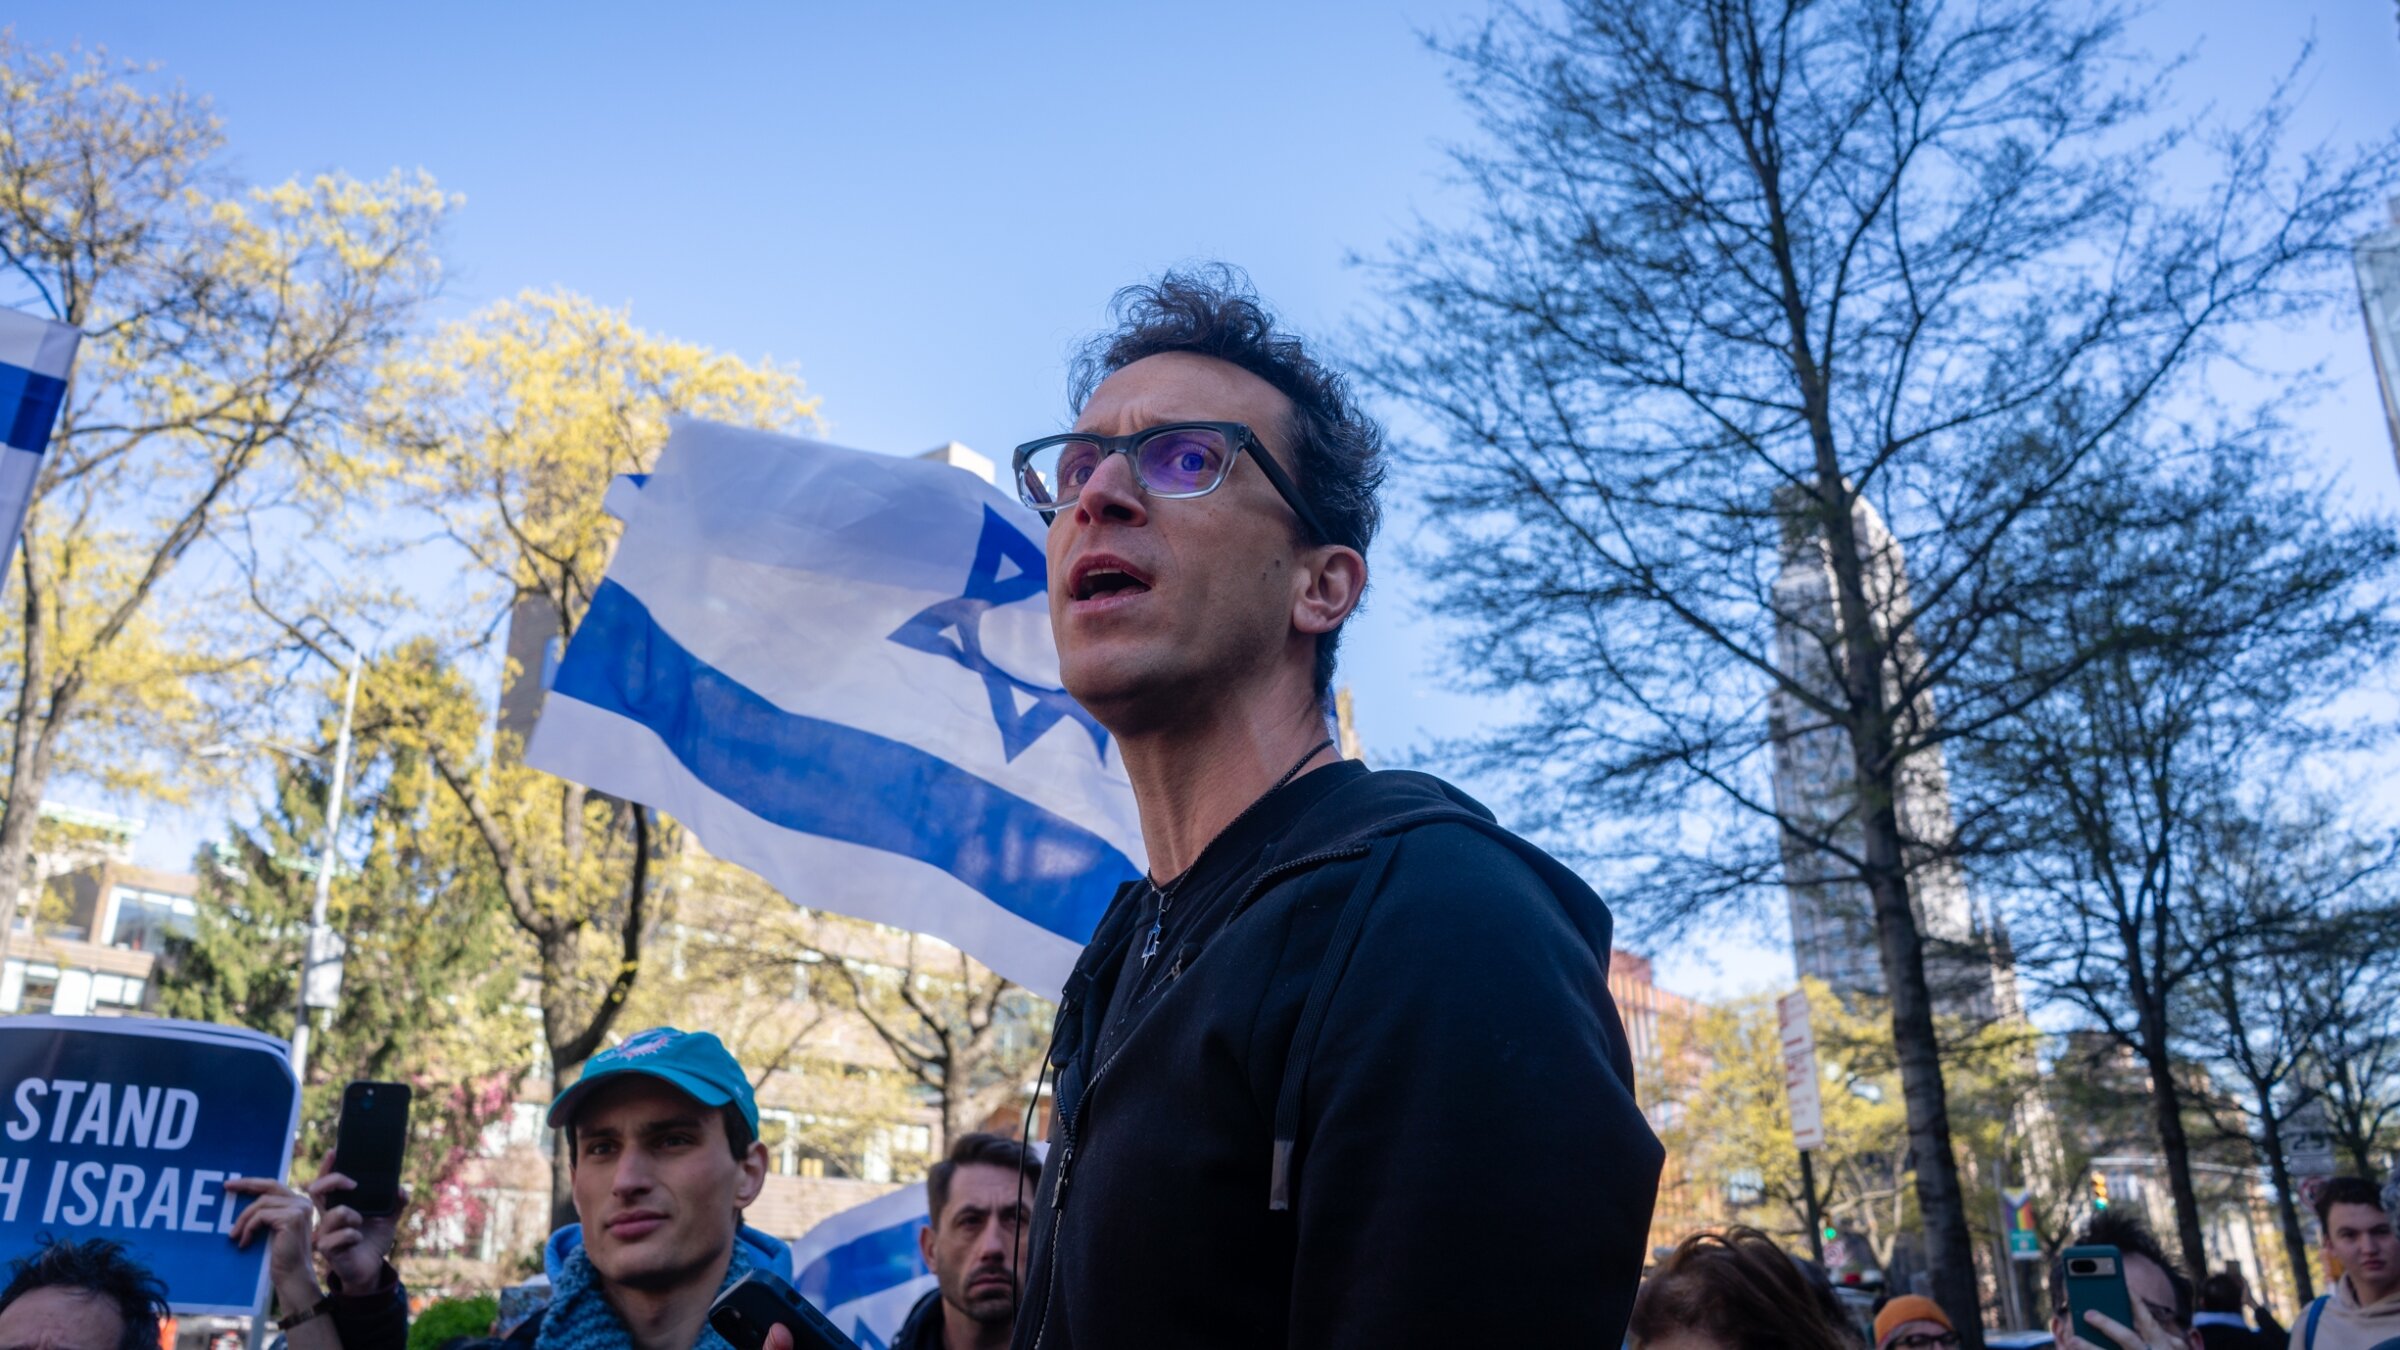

{"left": 1822, "top": 1224, "right": 1838, "bottom": 1243}
{"left": 2090, "top": 1172, "right": 2110, "bottom": 1210}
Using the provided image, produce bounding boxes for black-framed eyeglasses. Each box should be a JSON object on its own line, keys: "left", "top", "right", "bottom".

{"left": 1011, "top": 421, "right": 1332, "bottom": 544}
{"left": 1888, "top": 1334, "right": 1959, "bottom": 1350}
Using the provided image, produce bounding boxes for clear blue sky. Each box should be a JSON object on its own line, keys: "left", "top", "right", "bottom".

{"left": 14, "top": 2, "right": 2400, "bottom": 999}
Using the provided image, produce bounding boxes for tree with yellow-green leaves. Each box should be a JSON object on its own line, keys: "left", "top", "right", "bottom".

{"left": 1655, "top": 982, "right": 2042, "bottom": 1278}
{"left": 366, "top": 291, "right": 819, "bottom": 1225}
{"left": 0, "top": 38, "right": 451, "bottom": 954}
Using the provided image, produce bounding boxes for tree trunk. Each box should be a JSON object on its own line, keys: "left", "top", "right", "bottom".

{"left": 2258, "top": 1109, "right": 2315, "bottom": 1305}
{"left": 2137, "top": 1010, "right": 2211, "bottom": 1277}
{"left": 0, "top": 570, "right": 65, "bottom": 969}
{"left": 1817, "top": 471, "right": 1987, "bottom": 1345}
{"left": 549, "top": 1057, "right": 578, "bottom": 1233}
{"left": 1864, "top": 829, "right": 1986, "bottom": 1346}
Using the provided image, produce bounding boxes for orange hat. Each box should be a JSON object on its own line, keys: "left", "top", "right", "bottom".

{"left": 1874, "top": 1295, "right": 1955, "bottom": 1348}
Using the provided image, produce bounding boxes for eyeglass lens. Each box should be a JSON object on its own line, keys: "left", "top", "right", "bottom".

{"left": 1024, "top": 426, "right": 1235, "bottom": 507}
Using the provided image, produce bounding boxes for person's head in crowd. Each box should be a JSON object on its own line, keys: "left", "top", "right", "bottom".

{"left": 1027, "top": 265, "right": 1381, "bottom": 739}
{"left": 2049, "top": 1209, "right": 2198, "bottom": 1350}
{"left": 547, "top": 1028, "right": 768, "bottom": 1311}
{"left": 1873, "top": 1294, "right": 1957, "bottom": 1350}
{"left": 2317, "top": 1175, "right": 2400, "bottom": 1304}
{"left": 0, "top": 1237, "right": 169, "bottom": 1350}
{"left": 2198, "top": 1270, "right": 2248, "bottom": 1314}
{"left": 919, "top": 1132, "right": 1037, "bottom": 1338}
{"left": 1627, "top": 1227, "right": 1855, "bottom": 1350}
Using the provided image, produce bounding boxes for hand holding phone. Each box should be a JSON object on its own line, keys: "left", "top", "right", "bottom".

{"left": 329, "top": 1081, "right": 412, "bottom": 1217}
{"left": 708, "top": 1270, "right": 858, "bottom": 1350}
{"left": 2061, "top": 1244, "right": 2181, "bottom": 1350}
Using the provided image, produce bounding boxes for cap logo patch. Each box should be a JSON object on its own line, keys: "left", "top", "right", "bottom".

{"left": 613, "top": 1028, "right": 678, "bottom": 1060}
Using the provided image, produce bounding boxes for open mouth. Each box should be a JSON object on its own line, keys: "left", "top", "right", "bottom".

{"left": 1069, "top": 557, "right": 1154, "bottom": 602}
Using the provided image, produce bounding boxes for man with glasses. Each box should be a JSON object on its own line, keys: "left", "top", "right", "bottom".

{"left": 1007, "top": 266, "right": 1660, "bottom": 1349}
{"left": 2050, "top": 1211, "right": 2203, "bottom": 1350}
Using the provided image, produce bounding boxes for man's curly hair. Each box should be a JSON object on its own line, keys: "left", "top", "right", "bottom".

{"left": 1069, "top": 264, "right": 1386, "bottom": 708}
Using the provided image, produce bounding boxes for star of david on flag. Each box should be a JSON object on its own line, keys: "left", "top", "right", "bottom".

{"left": 0, "top": 307, "right": 82, "bottom": 586}
{"left": 528, "top": 419, "right": 1143, "bottom": 999}
{"left": 889, "top": 505, "right": 1110, "bottom": 764}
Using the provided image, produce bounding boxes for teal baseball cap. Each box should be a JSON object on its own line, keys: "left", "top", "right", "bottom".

{"left": 546, "top": 1027, "right": 760, "bottom": 1136}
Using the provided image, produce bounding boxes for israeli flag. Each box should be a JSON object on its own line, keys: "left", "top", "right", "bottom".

{"left": 788, "top": 1183, "right": 936, "bottom": 1348}
{"left": 526, "top": 418, "right": 1143, "bottom": 999}
{"left": 0, "top": 307, "right": 81, "bottom": 578}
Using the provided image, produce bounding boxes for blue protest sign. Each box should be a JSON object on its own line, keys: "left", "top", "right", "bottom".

{"left": 0, "top": 1016, "right": 299, "bottom": 1314}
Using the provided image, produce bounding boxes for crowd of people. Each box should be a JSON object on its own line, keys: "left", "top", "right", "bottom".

{"left": 0, "top": 1017, "right": 2391, "bottom": 1348}
{"left": 0, "top": 274, "right": 2392, "bottom": 1350}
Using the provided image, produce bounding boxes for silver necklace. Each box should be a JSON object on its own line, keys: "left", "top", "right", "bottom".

{"left": 1139, "top": 738, "right": 1336, "bottom": 970}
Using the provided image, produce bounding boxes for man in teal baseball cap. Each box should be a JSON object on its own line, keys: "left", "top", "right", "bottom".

{"left": 322, "top": 1027, "right": 802, "bottom": 1348}
{"left": 534, "top": 1027, "right": 791, "bottom": 1347}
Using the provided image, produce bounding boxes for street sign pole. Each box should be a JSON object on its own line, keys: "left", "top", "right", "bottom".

{"left": 1801, "top": 1147, "right": 1825, "bottom": 1265}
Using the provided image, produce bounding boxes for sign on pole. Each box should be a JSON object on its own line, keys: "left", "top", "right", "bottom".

{"left": 2287, "top": 1097, "right": 2337, "bottom": 1178}
{"left": 0, "top": 1017, "right": 300, "bottom": 1314}
{"left": 2002, "top": 1188, "right": 2041, "bottom": 1261}
{"left": 1778, "top": 989, "right": 1825, "bottom": 1151}
{"left": 0, "top": 306, "right": 80, "bottom": 579}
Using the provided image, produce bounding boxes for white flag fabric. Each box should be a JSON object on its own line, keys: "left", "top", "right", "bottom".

{"left": 788, "top": 1182, "right": 937, "bottom": 1348}
{"left": 526, "top": 418, "right": 1144, "bottom": 998}
{"left": 0, "top": 307, "right": 80, "bottom": 580}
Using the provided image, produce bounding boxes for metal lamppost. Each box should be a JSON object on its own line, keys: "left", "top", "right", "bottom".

{"left": 289, "top": 647, "right": 361, "bottom": 1089}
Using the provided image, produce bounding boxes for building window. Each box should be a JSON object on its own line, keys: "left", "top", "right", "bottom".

{"left": 87, "top": 973, "right": 144, "bottom": 1015}
{"left": 14, "top": 966, "right": 60, "bottom": 1014}
{"left": 759, "top": 1110, "right": 803, "bottom": 1177}
{"left": 105, "top": 887, "right": 195, "bottom": 953}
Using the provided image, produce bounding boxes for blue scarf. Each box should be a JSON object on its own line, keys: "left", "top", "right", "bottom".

{"left": 535, "top": 1239, "right": 754, "bottom": 1350}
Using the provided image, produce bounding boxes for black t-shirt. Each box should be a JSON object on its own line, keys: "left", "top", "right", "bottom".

{"left": 1093, "top": 758, "right": 1367, "bottom": 1067}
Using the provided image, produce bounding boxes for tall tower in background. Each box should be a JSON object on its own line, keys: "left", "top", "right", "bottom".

{"left": 1766, "top": 487, "right": 1995, "bottom": 1017}
{"left": 2353, "top": 198, "right": 2400, "bottom": 476}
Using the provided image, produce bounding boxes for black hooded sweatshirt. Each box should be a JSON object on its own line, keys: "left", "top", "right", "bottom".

{"left": 1012, "top": 762, "right": 1661, "bottom": 1350}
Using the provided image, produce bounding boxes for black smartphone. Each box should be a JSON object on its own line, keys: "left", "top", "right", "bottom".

{"left": 2062, "top": 1243, "right": 2136, "bottom": 1342}
{"left": 329, "top": 1080, "right": 412, "bottom": 1217}
{"left": 708, "top": 1270, "right": 858, "bottom": 1350}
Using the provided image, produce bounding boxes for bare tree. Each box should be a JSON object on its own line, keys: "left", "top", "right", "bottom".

{"left": 1362, "top": 1, "right": 2394, "bottom": 1331}
{"left": 815, "top": 919, "right": 1050, "bottom": 1151}
{"left": 2189, "top": 807, "right": 2399, "bottom": 1302}
{"left": 2313, "top": 951, "right": 2400, "bottom": 1183}
{"left": 1964, "top": 442, "right": 2397, "bottom": 1274}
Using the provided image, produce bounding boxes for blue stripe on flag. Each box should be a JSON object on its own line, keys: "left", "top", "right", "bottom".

{"left": 794, "top": 1215, "right": 928, "bottom": 1313}
{"left": 0, "top": 362, "right": 67, "bottom": 456}
{"left": 554, "top": 580, "right": 1134, "bottom": 943}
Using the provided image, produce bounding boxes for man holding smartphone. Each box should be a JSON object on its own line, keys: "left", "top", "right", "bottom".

{"left": 1007, "top": 268, "right": 1660, "bottom": 1348}
{"left": 334, "top": 1026, "right": 799, "bottom": 1349}
{"left": 2049, "top": 1211, "right": 2201, "bottom": 1350}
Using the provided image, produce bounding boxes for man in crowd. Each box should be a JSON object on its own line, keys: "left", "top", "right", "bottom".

{"left": 2050, "top": 1210, "right": 2201, "bottom": 1350}
{"left": 0, "top": 1239, "right": 168, "bottom": 1350}
{"left": 893, "top": 1133, "right": 1035, "bottom": 1350}
{"left": 1008, "top": 266, "right": 1661, "bottom": 1348}
{"left": 2293, "top": 1175, "right": 2400, "bottom": 1350}
{"left": 1875, "top": 1294, "right": 1960, "bottom": 1350}
{"left": 345, "top": 1025, "right": 794, "bottom": 1349}
{"left": 2193, "top": 1270, "right": 2283, "bottom": 1350}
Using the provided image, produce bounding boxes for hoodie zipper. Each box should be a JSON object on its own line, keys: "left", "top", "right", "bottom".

{"left": 1026, "top": 842, "right": 1372, "bottom": 1349}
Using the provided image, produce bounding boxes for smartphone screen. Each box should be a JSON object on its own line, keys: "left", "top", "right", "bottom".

{"left": 330, "top": 1080, "right": 412, "bottom": 1216}
{"left": 2062, "top": 1244, "right": 2135, "bottom": 1340}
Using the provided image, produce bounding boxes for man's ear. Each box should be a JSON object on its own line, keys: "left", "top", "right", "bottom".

{"left": 918, "top": 1221, "right": 938, "bottom": 1268}
{"left": 1291, "top": 544, "right": 1366, "bottom": 637}
{"left": 736, "top": 1140, "right": 769, "bottom": 1208}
